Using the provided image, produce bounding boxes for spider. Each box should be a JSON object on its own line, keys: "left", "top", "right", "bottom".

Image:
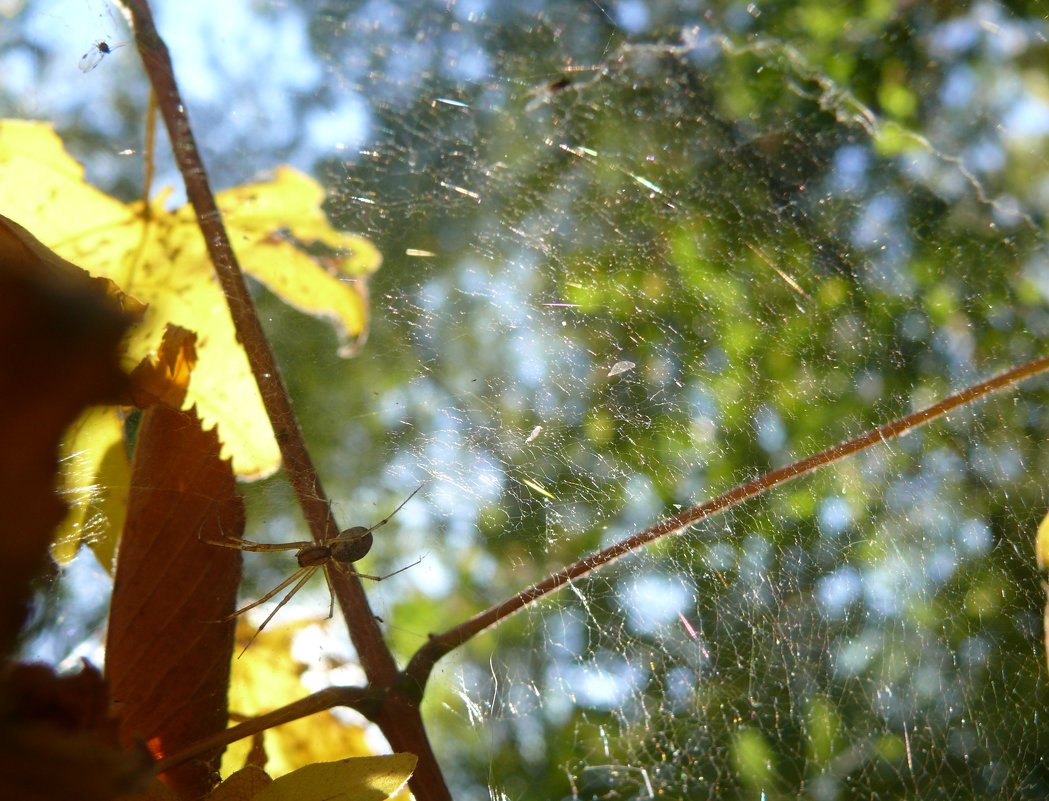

{"left": 203, "top": 485, "right": 423, "bottom": 653}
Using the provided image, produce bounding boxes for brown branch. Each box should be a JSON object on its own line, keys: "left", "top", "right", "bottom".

{"left": 405, "top": 353, "right": 1049, "bottom": 689}
{"left": 152, "top": 685, "right": 384, "bottom": 775}
{"left": 121, "top": 6, "right": 452, "bottom": 798}
{"left": 120, "top": 0, "right": 394, "bottom": 684}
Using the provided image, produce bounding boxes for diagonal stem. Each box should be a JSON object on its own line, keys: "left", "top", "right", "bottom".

{"left": 405, "top": 353, "right": 1049, "bottom": 689}
{"left": 120, "top": 6, "right": 451, "bottom": 798}
{"left": 152, "top": 685, "right": 384, "bottom": 774}
{"left": 120, "top": 0, "right": 395, "bottom": 684}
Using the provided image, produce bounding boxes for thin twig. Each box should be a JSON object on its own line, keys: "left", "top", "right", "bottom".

{"left": 120, "top": 0, "right": 395, "bottom": 682}
{"left": 142, "top": 89, "right": 156, "bottom": 215}
{"left": 405, "top": 353, "right": 1049, "bottom": 689}
{"left": 152, "top": 686, "right": 384, "bottom": 774}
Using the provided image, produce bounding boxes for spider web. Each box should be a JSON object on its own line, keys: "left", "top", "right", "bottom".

{"left": 10, "top": 0, "right": 1049, "bottom": 798}
{"left": 314, "top": 8, "right": 1049, "bottom": 800}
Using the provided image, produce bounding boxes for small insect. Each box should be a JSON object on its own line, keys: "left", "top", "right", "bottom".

{"left": 203, "top": 485, "right": 424, "bottom": 654}
{"left": 78, "top": 40, "right": 126, "bottom": 73}
{"left": 525, "top": 75, "right": 573, "bottom": 112}
{"left": 607, "top": 360, "right": 636, "bottom": 377}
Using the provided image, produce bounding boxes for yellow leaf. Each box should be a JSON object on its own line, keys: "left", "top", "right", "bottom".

{"left": 53, "top": 406, "right": 130, "bottom": 567}
{"left": 224, "top": 621, "right": 374, "bottom": 778}
{"left": 0, "top": 119, "right": 381, "bottom": 479}
{"left": 253, "top": 754, "right": 417, "bottom": 801}
{"left": 207, "top": 766, "right": 272, "bottom": 801}
{"left": 1036, "top": 510, "right": 1049, "bottom": 570}
{"left": 54, "top": 325, "right": 198, "bottom": 565}
{"left": 0, "top": 121, "right": 134, "bottom": 245}
{"left": 211, "top": 166, "right": 380, "bottom": 357}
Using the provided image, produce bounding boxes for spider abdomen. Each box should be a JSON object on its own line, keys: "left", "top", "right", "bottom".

{"left": 330, "top": 527, "right": 374, "bottom": 564}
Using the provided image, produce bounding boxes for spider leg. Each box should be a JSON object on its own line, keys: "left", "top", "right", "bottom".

{"left": 198, "top": 512, "right": 314, "bottom": 553}
{"left": 327, "top": 528, "right": 369, "bottom": 546}
{"left": 223, "top": 566, "right": 312, "bottom": 621}
{"left": 356, "top": 556, "right": 423, "bottom": 582}
{"left": 361, "top": 483, "right": 425, "bottom": 535}
{"left": 202, "top": 535, "right": 313, "bottom": 553}
{"left": 236, "top": 567, "right": 318, "bottom": 658}
{"left": 322, "top": 564, "right": 336, "bottom": 620}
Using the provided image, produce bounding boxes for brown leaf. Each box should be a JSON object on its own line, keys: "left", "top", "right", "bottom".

{"left": 115, "top": 778, "right": 182, "bottom": 801}
{"left": 0, "top": 662, "right": 154, "bottom": 801}
{"left": 106, "top": 405, "right": 244, "bottom": 800}
{"left": 6, "top": 661, "right": 116, "bottom": 738}
{"left": 127, "top": 326, "right": 198, "bottom": 410}
{"left": 0, "top": 213, "right": 133, "bottom": 657}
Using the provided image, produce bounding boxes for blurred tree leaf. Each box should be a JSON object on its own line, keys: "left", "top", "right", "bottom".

{"left": 53, "top": 405, "right": 130, "bottom": 567}
{"left": 0, "top": 663, "right": 153, "bottom": 801}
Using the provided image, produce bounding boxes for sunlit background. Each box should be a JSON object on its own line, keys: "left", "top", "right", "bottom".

{"left": 7, "top": 0, "right": 1049, "bottom": 798}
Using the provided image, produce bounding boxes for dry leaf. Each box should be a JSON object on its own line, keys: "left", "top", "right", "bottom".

{"left": 106, "top": 404, "right": 244, "bottom": 799}
{"left": 0, "top": 212, "right": 132, "bottom": 655}
{"left": 127, "top": 325, "right": 198, "bottom": 410}
{"left": 0, "top": 662, "right": 154, "bottom": 801}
